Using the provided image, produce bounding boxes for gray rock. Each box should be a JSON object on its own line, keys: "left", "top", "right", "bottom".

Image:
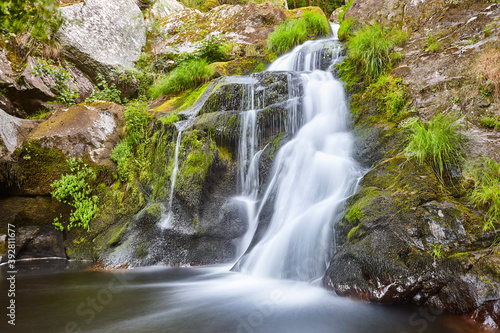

{"left": 0, "top": 109, "right": 38, "bottom": 159}
{"left": 57, "top": 0, "right": 147, "bottom": 80}
{"left": 150, "top": 0, "right": 184, "bottom": 19}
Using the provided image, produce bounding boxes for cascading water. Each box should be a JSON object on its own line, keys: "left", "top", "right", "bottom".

{"left": 234, "top": 24, "right": 363, "bottom": 282}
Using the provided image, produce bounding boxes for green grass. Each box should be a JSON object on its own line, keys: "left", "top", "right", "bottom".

{"left": 345, "top": 23, "right": 406, "bottom": 81}
{"left": 160, "top": 113, "right": 180, "bottom": 125}
{"left": 148, "top": 59, "right": 213, "bottom": 99}
{"left": 466, "top": 158, "right": 500, "bottom": 231}
{"left": 404, "top": 113, "right": 465, "bottom": 182}
{"left": 338, "top": 17, "right": 356, "bottom": 41}
{"left": 480, "top": 116, "right": 500, "bottom": 129}
{"left": 267, "top": 12, "right": 330, "bottom": 55}
{"left": 426, "top": 33, "right": 441, "bottom": 52}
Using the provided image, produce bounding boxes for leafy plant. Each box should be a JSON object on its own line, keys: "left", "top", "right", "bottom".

{"left": 51, "top": 158, "right": 98, "bottom": 232}
{"left": 367, "top": 75, "right": 408, "bottom": 120}
{"left": 148, "top": 59, "right": 213, "bottom": 98}
{"left": 432, "top": 243, "right": 443, "bottom": 259}
{"left": 465, "top": 157, "right": 500, "bottom": 231}
{"left": 338, "top": 17, "right": 356, "bottom": 41}
{"left": 160, "top": 113, "right": 180, "bottom": 126}
{"left": 34, "top": 59, "right": 79, "bottom": 105}
{"left": 86, "top": 73, "right": 122, "bottom": 104}
{"left": 404, "top": 113, "right": 466, "bottom": 182}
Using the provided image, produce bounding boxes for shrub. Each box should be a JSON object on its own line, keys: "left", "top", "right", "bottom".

{"left": 480, "top": 116, "right": 500, "bottom": 129}
{"left": 466, "top": 158, "right": 500, "bottom": 231}
{"left": 86, "top": 73, "right": 122, "bottom": 104}
{"left": 196, "top": 35, "right": 227, "bottom": 63}
{"left": 148, "top": 59, "right": 213, "bottom": 98}
{"left": 345, "top": 23, "right": 405, "bottom": 81}
{"left": 51, "top": 158, "right": 98, "bottom": 232}
{"left": 0, "top": 0, "right": 63, "bottom": 42}
{"left": 267, "top": 12, "right": 330, "bottom": 54}
{"left": 404, "top": 113, "right": 465, "bottom": 182}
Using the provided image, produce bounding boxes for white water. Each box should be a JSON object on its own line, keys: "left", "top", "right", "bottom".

{"left": 234, "top": 24, "right": 363, "bottom": 282}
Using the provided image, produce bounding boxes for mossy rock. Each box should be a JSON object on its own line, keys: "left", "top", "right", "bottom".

{"left": 284, "top": 6, "right": 327, "bottom": 19}
{"left": 210, "top": 56, "right": 268, "bottom": 77}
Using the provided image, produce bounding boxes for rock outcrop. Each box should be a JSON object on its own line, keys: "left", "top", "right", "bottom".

{"left": 57, "top": 0, "right": 147, "bottom": 80}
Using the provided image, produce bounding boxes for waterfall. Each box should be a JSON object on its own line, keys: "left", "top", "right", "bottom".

{"left": 234, "top": 24, "right": 363, "bottom": 282}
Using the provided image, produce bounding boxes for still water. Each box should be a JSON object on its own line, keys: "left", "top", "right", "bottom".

{"left": 0, "top": 261, "right": 481, "bottom": 333}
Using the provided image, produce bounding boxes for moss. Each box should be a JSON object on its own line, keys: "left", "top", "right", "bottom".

{"left": 107, "top": 223, "right": 129, "bottom": 247}
{"left": 155, "top": 81, "right": 211, "bottom": 113}
{"left": 284, "top": 6, "right": 327, "bottom": 19}
{"left": 347, "top": 223, "right": 363, "bottom": 241}
{"left": 210, "top": 56, "right": 267, "bottom": 77}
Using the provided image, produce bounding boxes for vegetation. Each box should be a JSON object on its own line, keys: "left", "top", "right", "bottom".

{"left": 340, "top": 23, "right": 406, "bottom": 82}
{"left": 404, "top": 114, "right": 466, "bottom": 182}
{"left": 480, "top": 115, "right": 500, "bottom": 129}
{"left": 160, "top": 113, "right": 180, "bottom": 125}
{"left": 111, "top": 101, "right": 153, "bottom": 181}
{"left": 86, "top": 74, "right": 122, "bottom": 104}
{"left": 148, "top": 59, "right": 213, "bottom": 99}
{"left": 267, "top": 12, "right": 330, "bottom": 54}
{"left": 0, "top": 0, "right": 63, "bottom": 42}
{"left": 34, "top": 59, "right": 80, "bottom": 105}
{"left": 476, "top": 48, "right": 500, "bottom": 101}
{"left": 365, "top": 75, "right": 408, "bottom": 120}
{"left": 337, "top": 17, "right": 356, "bottom": 41}
{"left": 51, "top": 158, "right": 99, "bottom": 232}
{"left": 425, "top": 32, "right": 441, "bottom": 52}
{"left": 465, "top": 158, "right": 500, "bottom": 231}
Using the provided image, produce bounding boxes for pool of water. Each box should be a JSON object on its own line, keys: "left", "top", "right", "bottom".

{"left": 0, "top": 261, "right": 482, "bottom": 333}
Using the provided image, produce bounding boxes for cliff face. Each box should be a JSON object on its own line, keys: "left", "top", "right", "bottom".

{"left": 323, "top": 0, "right": 500, "bottom": 329}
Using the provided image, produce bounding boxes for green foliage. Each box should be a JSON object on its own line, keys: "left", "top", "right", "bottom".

{"left": 148, "top": 59, "right": 213, "bottom": 99}
{"left": 86, "top": 74, "right": 122, "bottom": 104}
{"left": 344, "top": 204, "right": 364, "bottom": 223}
{"left": 343, "top": 23, "right": 406, "bottom": 81}
{"left": 196, "top": 35, "right": 228, "bottom": 63}
{"left": 0, "top": 0, "right": 63, "bottom": 42}
{"left": 267, "top": 12, "right": 330, "bottom": 55}
{"left": 480, "top": 116, "right": 500, "bottom": 129}
{"left": 466, "top": 157, "right": 500, "bottom": 231}
{"left": 337, "top": 0, "right": 355, "bottom": 22}
{"left": 338, "top": 17, "right": 356, "bottom": 41}
{"left": 34, "top": 59, "right": 79, "bottom": 105}
{"left": 404, "top": 113, "right": 466, "bottom": 182}
{"left": 426, "top": 32, "right": 441, "bottom": 52}
{"left": 160, "top": 113, "right": 180, "bottom": 125}
{"left": 432, "top": 244, "right": 443, "bottom": 259}
{"left": 367, "top": 75, "right": 408, "bottom": 120}
{"left": 111, "top": 101, "right": 153, "bottom": 181}
{"left": 51, "top": 158, "right": 98, "bottom": 232}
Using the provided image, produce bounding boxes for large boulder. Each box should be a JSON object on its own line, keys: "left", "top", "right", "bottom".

{"left": 0, "top": 109, "right": 39, "bottom": 160}
{"left": 57, "top": 0, "right": 147, "bottom": 81}
{"left": 26, "top": 102, "right": 124, "bottom": 165}
{"left": 153, "top": 2, "right": 286, "bottom": 55}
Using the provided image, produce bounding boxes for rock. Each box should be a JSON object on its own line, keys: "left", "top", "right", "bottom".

{"left": 149, "top": 0, "right": 184, "bottom": 19}
{"left": 472, "top": 299, "right": 500, "bottom": 330}
{"left": 0, "top": 49, "right": 15, "bottom": 88}
{"left": 9, "top": 226, "right": 65, "bottom": 260}
{"left": 8, "top": 57, "right": 94, "bottom": 113}
{"left": 154, "top": 2, "right": 286, "bottom": 55}
{"left": 330, "top": 7, "right": 343, "bottom": 22}
{"left": 25, "top": 102, "right": 124, "bottom": 165}
{"left": 0, "top": 109, "right": 39, "bottom": 159}
{"left": 57, "top": 0, "right": 147, "bottom": 81}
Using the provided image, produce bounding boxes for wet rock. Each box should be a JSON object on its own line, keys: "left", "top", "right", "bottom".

{"left": 57, "top": 0, "right": 147, "bottom": 82}
{"left": 472, "top": 299, "right": 500, "bottom": 330}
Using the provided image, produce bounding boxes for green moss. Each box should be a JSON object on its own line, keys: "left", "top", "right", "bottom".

{"left": 156, "top": 81, "right": 211, "bottom": 113}
{"left": 347, "top": 223, "right": 363, "bottom": 240}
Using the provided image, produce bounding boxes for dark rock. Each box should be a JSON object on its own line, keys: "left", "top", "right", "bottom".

{"left": 471, "top": 299, "right": 500, "bottom": 330}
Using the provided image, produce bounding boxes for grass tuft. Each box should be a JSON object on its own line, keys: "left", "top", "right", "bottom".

{"left": 404, "top": 113, "right": 465, "bottom": 182}
{"left": 148, "top": 59, "right": 213, "bottom": 99}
